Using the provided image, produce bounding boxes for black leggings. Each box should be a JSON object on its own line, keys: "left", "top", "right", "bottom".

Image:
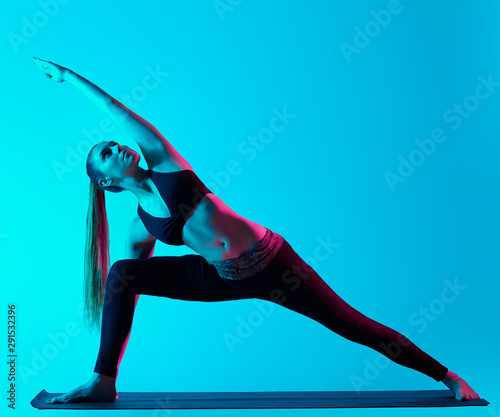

{"left": 94, "top": 237, "right": 448, "bottom": 382}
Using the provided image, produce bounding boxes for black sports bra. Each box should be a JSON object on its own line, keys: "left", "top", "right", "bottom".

{"left": 136, "top": 169, "right": 212, "bottom": 246}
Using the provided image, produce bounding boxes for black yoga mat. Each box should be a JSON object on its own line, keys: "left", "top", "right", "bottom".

{"left": 31, "top": 389, "right": 489, "bottom": 409}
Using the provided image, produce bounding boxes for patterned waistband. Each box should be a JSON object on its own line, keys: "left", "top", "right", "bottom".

{"left": 208, "top": 228, "right": 284, "bottom": 280}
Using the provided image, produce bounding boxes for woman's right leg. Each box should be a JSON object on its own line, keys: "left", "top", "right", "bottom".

{"left": 222, "top": 238, "right": 449, "bottom": 383}
{"left": 94, "top": 254, "right": 251, "bottom": 379}
{"left": 47, "top": 255, "right": 247, "bottom": 404}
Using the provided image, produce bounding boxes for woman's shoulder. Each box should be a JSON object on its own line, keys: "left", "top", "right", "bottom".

{"left": 147, "top": 158, "right": 194, "bottom": 174}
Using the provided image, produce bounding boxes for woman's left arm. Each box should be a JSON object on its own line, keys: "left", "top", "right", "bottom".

{"left": 33, "top": 57, "right": 186, "bottom": 168}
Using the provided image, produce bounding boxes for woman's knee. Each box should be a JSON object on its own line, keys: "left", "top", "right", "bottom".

{"left": 105, "top": 259, "right": 142, "bottom": 296}
{"left": 108, "top": 259, "right": 139, "bottom": 279}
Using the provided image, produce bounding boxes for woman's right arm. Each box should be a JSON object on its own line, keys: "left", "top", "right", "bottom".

{"left": 33, "top": 57, "right": 189, "bottom": 170}
{"left": 62, "top": 69, "right": 153, "bottom": 139}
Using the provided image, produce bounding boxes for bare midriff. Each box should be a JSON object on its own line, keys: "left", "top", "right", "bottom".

{"left": 181, "top": 193, "right": 267, "bottom": 262}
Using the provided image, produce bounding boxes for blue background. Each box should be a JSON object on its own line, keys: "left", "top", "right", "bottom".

{"left": 1, "top": 0, "right": 498, "bottom": 415}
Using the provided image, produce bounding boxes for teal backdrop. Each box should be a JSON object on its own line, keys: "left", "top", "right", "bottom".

{"left": 1, "top": 1, "right": 498, "bottom": 416}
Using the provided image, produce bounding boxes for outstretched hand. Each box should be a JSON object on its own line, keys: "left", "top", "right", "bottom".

{"left": 32, "top": 57, "right": 67, "bottom": 82}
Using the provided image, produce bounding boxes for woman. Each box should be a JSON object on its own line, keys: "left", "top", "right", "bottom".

{"left": 33, "top": 57, "right": 480, "bottom": 403}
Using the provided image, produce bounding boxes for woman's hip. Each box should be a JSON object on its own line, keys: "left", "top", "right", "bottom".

{"left": 217, "top": 232, "right": 325, "bottom": 302}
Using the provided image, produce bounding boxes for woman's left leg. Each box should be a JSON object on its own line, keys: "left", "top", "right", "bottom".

{"left": 94, "top": 254, "right": 252, "bottom": 379}
{"left": 222, "top": 237, "right": 448, "bottom": 382}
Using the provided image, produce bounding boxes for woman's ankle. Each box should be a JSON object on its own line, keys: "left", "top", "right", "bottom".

{"left": 443, "top": 370, "right": 458, "bottom": 380}
{"left": 92, "top": 372, "right": 116, "bottom": 385}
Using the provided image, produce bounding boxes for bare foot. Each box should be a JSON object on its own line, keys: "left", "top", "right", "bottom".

{"left": 442, "top": 370, "right": 480, "bottom": 401}
{"left": 45, "top": 372, "right": 117, "bottom": 404}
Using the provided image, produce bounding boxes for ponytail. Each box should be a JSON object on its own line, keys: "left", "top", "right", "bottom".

{"left": 84, "top": 142, "right": 124, "bottom": 333}
{"left": 83, "top": 181, "right": 110, "bottom": 333}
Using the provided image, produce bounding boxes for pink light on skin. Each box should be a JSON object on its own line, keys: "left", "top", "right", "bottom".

{"left": 120, "top": 147, "right": 132, "bottom": 161}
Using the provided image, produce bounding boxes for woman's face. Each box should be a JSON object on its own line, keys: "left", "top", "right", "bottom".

{"left": 91, "top": 140, "right": 141, "bottom": 187}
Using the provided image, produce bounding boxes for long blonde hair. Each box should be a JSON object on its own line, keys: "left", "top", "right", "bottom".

{"left": 83, "top": 182, "right": 110, "bottom": 332}
{"left": 84, "top": 143, "right": 123, "bottom": 333}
